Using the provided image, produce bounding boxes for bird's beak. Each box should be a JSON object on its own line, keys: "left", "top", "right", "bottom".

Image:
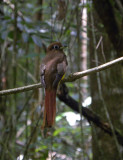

{"left": 60, "top": 45, "right": 67, "bottom": 50}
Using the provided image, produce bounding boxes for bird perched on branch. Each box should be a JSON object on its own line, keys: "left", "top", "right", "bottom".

{"left": 40, "top": 42, "right": 68, "bottom": 128}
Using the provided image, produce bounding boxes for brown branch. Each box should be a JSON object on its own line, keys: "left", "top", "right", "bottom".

{"left": 57, "top": 84, "right": 123, "bottom": 146}
{"left": 0, "top": 57, "right": 123, "bottom": 96}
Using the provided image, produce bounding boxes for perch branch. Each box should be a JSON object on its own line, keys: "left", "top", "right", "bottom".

{"left": 0, "top": 57, "right": 122, "bottom": 96}
{"left": 0, "top": 83, "right": 42, "bottom": 96}
{"left": 63, "top": 56, "right": 123, "bottom": 82}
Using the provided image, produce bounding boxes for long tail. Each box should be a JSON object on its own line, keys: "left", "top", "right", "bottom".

{"left": 42, "top": 89, "right": 56, "bottom": 128}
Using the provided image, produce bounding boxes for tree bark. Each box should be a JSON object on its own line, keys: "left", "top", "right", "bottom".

{"left": 93, "top": 0, "right": 123, "bottom": 57}
{"left": 88, "top": 7, "right": 123, "bottom": 160}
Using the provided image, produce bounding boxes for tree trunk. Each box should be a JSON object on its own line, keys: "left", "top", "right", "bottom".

{"left": 88, "top": 8, "right": 123, "bottom": 160}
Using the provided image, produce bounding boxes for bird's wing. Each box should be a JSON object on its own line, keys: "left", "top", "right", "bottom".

{"left": 53, "top": 58, "right": 67, "bottom": 88}
{"left": 40, "top": 64, "right": 46, "bottom": 88}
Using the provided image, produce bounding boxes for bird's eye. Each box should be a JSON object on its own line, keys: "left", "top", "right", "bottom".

{"left": 53, "top": 45, "right": 59, "bottom": 49}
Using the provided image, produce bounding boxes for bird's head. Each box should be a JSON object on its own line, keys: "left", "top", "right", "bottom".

{"left": 47, "top": 42, "right": 67, "bottom": 53}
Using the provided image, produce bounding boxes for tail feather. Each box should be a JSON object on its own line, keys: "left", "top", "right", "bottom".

{"left": 42, "top": 90, "right": 56, "bottom": 128}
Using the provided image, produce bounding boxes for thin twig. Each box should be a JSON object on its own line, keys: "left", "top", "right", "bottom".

{"left": 23, "top": 114, "right": 41, "bottom": 160}
{"left": 96, "top": 36, "right": 103, "bottom": 49}
{"left": 17, "top": 63, "right": 37, "bottom": 83}
{"left": 0, "top": 57, "right": 122, "bottom": 96}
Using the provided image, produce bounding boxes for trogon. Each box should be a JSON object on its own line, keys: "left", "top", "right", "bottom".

{"left": 40, "top": 42, "right": 68, "bottom": 128}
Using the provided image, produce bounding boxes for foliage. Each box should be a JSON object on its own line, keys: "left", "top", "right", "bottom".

{"left": 0, "top": 0, "right": 123, "bottom": 159}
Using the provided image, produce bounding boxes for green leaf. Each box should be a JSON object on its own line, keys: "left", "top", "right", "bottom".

{"left": 32, "top": 35, "right": 42, "bottom": 47}
{"left": 24, "top": 53, "right": 39, "bottom": 58}
{"left": 67, "top": 83, "right": 74, "bottom": 88}
{"left": 1, "top": 31, "right": 8, "bottom": 40}
{"left": 56, "top": 113, "right": 65, "bottom": 122}
{"left": 32, "top": 6, "right": 42, "bottom": 14}
{"left": 22, "top": 32, "right": 29, "bottom": 42}
{"left": 35, "top": 145, "right": 47, "bottom": 152}
{"left": 23, "top": 52, "right": 45, "bottom": 58}
{"left": 53, "top": 127, "right": 66, "bottom": 136}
